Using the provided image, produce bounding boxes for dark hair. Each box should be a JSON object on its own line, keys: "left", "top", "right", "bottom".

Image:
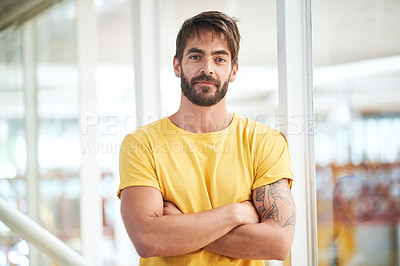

{"left": 175, "top": 11, "right": 241, "bottom": 65}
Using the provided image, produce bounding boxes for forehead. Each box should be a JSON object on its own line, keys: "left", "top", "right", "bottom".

{"left": 184, "top": 30, "right": 230, "bottom": 53}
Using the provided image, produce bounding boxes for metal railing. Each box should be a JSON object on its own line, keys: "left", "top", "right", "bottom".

{"left": 0, "top": 197, "right": 91, "bottom": 266}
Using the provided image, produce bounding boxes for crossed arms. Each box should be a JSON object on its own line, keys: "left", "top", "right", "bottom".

{"left": 120, "top": 178, "right": 295, "bottom": 260}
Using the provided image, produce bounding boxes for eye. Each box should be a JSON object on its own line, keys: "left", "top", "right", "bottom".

{"left": 215, "top": 57, "right": 227, "bottom": 63}
{"left": 189, "top": 55, "right": 200, "bottom": 60}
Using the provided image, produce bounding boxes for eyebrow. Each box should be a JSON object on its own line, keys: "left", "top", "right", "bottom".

{"left": 212, "top": 50, "right": 230, "bottom": 56}
{"left": 186, "top": 48, "right": 205, "bottom": 55}
{"left": 186, "top": 48, "right": 230, "bottom": 56}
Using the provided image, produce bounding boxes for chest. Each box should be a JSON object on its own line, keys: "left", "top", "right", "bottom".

{"left": 153, "top": 137, "right": 254, "bottom": 213}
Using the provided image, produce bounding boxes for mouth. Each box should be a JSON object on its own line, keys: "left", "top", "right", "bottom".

{"left": 194, "top": 80, "right": 218, "bottom": 87}
{"left": 191, "top": 73, "right": 220, "bottom": 87}
{"left": 194, "top": 81, "right": 215, "bottom": 86}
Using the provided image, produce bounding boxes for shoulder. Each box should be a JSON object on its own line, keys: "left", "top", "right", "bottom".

{"left": 234, "top": 114, "right": 285, "bottom": 142}
{"left": 123, "top": 118, "right": 167, "bottom": 142}
{"left": 121, "top": 118, "right": 168, "bottom": 151}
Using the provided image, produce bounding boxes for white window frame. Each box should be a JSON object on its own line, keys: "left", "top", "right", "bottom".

{"left": 276, "top": 0, "right": 318, "bottom": 265}
{"left": 76, "top": 1, "right": 103, "bottom": 265}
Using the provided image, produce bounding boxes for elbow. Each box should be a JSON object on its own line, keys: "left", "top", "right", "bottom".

{"left": 135, "top": 247, "right": 150, "bottom": 258}
{"left": 272, "top": 245, "right": 291, "bottom": 261}
{"left": 136, "top": 247, "right": 156, "bottom": 259}
{"left": 270, "top": 236, "right": 293, "bottom": 261}
{"left": 130, "top": 231, "right": 163, "bottom": 258}
{"left": 134, "top": 238, "right": 162, "bottom": 258}
{"left": 262, "top": 243, "right": 291, "bottom": 261}
{"left": 134, "top": 240, "right": 154, "bottom": 258}
{"left": 260, "top": 232, "right": 293, "bottom": 261}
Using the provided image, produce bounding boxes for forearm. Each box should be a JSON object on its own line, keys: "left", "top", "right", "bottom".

{"left": 130, "top": 203, "right": 248, "bottom": 258}
{"left": 121, "top": 187, "right": 259, "bottom": 258}
{"left": 205, "top": 221, "right": 294, "bottom": 260}
{"left": 206, "top": 180, "right": 296, "bottom": 261}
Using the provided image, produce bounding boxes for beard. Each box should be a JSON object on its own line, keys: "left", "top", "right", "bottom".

{"left": 180, "top": 71, "right": 230, "bottom": 107}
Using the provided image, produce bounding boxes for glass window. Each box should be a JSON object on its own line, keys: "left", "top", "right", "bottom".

{"left": 0, "top": 27, "right": 26, "bottom": 199}
{"left": 313, "top": 1, "right": 400, "bottom": 265}
{"left": 0, "top": 27, "right": 30, "bottom": 266}
{"left": 34, "top": 1, "right": 81, "bottom": 264}
{"left": 95, "top": 0, "right": 136, "bottom": 265}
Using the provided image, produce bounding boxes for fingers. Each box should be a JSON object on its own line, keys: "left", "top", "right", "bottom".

{"left": 241, "top": 200, "right": 255, "bottom": 207}
{"left": 163, "top": 201, "right": 173, "bottom": 207}
{"left": 242, "top": 201, "right": 260, "bottom": 223}
{"left": 163, "top": 201, "right": 183, "bottom": 215}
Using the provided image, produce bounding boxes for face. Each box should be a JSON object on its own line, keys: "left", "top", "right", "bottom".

{"left": 174, "top": 30, "right": 238, "bottom": 107}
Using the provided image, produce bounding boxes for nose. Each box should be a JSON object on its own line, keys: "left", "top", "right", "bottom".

{"left": 200, "top": 58, "right": 214, "bottom": 76}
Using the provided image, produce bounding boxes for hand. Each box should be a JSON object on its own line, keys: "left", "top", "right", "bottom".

{"left": 163, "top": 201, "right": 183, "bottom": 215}
{"left": 236, "top": 201, "right": 260, "bottom": 224}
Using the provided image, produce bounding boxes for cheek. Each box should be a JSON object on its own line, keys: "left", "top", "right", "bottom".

{"left": 183, "top": 66, "right": 198, "bottom": 77}
{"left": 221, "top": 66, "right": 233, "bottom": 77}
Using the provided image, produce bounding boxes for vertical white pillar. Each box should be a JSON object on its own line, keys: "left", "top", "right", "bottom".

{"left": 76, "top": 1, "right": 102, "bottom": 265}
{"left": 276, "top": 0, "right": 318, "bottom": 265}
{"left": 23, "top": 20, "right": 40, "bottom": 266}
{"left": 132, "top": 0, "right": 161, "bottom": 126}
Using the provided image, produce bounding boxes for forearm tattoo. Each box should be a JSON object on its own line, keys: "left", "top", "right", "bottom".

{"left": 254, "top": 179, "right": 296, "bottom": 227}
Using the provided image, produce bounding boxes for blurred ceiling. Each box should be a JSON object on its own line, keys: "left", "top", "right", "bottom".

{"left": 0, "top": 0, "right": 58, "bottom": 31}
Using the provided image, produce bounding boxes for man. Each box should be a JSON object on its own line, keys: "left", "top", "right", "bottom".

{"left": 118, "top": 11, "right": 295, "bottom": 265}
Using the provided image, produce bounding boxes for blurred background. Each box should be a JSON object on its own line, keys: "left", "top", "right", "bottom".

{"left": 0, "top": 0, "right": 399, "bottom": 265}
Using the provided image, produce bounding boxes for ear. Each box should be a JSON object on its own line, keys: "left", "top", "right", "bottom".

{"left": 230, "top": 63, "right": 239, "bottom": 83}
{"left": 173, "top": 57, "right": 181, "bottom": 77}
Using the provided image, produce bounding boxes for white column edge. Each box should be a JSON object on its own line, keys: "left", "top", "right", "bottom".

{"left": 22, "top": 19, "right": 40, "bottom": 266}
{"left": 276, "top": 0, "right": 318, "bottom": 265}
{"left": 76, "top": 1, "right": 102, "bottom": 265}
{"left": 132, "top": 0, "right": 161, "bottom": 126}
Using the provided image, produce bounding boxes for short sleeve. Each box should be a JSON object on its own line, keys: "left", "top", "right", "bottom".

{"left": 117, "top": 133, "right": 161, "bottom": 198}
{"left": 252, "top": 130, "right": 293, "bottom": 190}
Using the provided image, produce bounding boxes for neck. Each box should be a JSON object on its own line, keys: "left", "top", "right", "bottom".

{"left": 169, "top": 95, "right": 233, "bottom": 134}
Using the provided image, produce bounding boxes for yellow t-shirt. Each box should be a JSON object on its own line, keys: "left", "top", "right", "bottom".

{"left": 118, "top": 114, "right": 293, "bottom": 266}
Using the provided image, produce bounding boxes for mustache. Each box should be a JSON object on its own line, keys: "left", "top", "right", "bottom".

{"left": 191, "top": 73, "right": 221, "bottom": 87}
